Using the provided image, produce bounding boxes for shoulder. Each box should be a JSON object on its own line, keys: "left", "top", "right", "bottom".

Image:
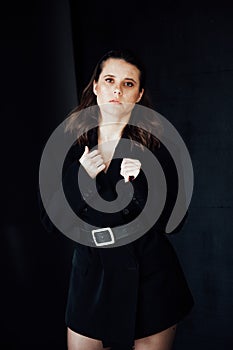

{"left": 63, "top": 141, "right": 84, "bottom": 174}
{"left": 152, "top": 142, "right": 177, "bottom": 170}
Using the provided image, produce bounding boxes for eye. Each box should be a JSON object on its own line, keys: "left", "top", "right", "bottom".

{"left": 124, "top": 81, "right": 134, "bottom": 87}
{"left": 105, "top": 78, "right": 114, "bottom": 83}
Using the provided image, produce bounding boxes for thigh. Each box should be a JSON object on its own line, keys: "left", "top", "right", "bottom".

{"left": 67, "top": 327, "right": 111, "bottom": 350}
{"left": 134, "top": 324, "right": 177, "bottom": 350}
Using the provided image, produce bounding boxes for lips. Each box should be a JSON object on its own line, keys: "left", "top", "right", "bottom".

{"left": 109, "top": 99, "right": 122, "bottom": 104}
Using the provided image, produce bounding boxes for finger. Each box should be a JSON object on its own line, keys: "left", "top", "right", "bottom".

{"left": 84, "top": 145, "right": 89, "bottom": 154}
{"left": 88, "top": 149, "right": 100, "bottom": 158}
{"left": 92, "top": 154, "right": 103, "bottom": 163}
{"left": 120, "top": 167, "right": 125, "bottom": 177}
{"left": 95, "top": 157, "right": 105, "bottom": 167}
{"left": 122, "top": 175, "right": 135, "bottom": 182}
{"left": 125, "top": 160, "right": 141, "bottom": 167}
{"left": 122, "top": 158, "right": 139, "bottom": 162}
{"left": 121, "top": 158, "right": 141, "bottom": 166}
{"left": 122, "top": 165, "right": 140, "bottom": 171}
{"left": 122, "top": 170, "right": 131, "bottom": 182}
{"left": 120, "top": 159, "right": 126, "bottom": 169}
{"left": 123, "top": 168, "right": 140, "bottom": 180}
{"left": 80, "top": 146, "right": 89, "bottom": 161}
{"left": 97, "top": 163, "right": 106, "bottom": 173}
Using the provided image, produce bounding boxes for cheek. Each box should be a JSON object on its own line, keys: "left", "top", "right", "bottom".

{"left": 96, "top": 86, "right": 110, "bottom": 104}
{"left": 127, "top": 90, "right": 141, "bottom": 102}
{"left": 97, "top": 85, "right": 110, "bottom": 98}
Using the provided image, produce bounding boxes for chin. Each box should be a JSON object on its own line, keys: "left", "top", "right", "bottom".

{"left": 99, "top": 102, "right": 135, "bottom": 119}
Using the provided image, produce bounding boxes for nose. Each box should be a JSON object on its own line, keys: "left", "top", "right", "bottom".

{"left": 114, "top": 87, "right": 122, "bottom": 96}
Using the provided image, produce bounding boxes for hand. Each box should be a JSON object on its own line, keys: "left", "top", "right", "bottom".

{"left": 79, "top": 146, "right": 106, "bottom": 178}
{"left": 120, "top": 158, "right": 141, "bottom": 183}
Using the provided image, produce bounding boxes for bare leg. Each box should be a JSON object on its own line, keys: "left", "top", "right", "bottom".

{"left": 134, "top": 324, "right": 177, "bottom": 350}
{"left": 67, "top": 327, "right": 111, "bottom": 350}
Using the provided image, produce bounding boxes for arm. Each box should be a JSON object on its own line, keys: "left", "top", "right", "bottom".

{"left": 120, "top": 142, "right": 188, "bottom": 234}
{"left": 38, "top": 142, "right": 101, "bottom": 234}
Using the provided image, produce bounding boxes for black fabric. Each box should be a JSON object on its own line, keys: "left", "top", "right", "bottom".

{"left": 39, "top": 124, "right": 194, "bottom": 348}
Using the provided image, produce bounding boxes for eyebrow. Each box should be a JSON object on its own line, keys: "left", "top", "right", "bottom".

{"left": 103, "top": 74, "right": 137, "bottom": 84}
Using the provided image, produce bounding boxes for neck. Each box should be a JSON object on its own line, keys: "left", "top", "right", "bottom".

{"left": 98, "top": 122, "right": 125, "bottom": 141}
{"left": 98, "top": 112, "right": 131, "bottom": 141}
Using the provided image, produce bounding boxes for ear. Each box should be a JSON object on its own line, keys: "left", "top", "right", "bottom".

{"left": 93, "top": 80, "right": 98, "bottom": 96}
{"left": 136, "top": 88, "right": 144, "bottom": 103}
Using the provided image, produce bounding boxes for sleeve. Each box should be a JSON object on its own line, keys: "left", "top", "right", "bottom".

{"left": 38, "top": 142, "right": 99, "bottom": 234}
{"left": 62, "top": 158, "right": 102, "bottom": 216}
{"left": 152, "top": 142, "right": 189, "bottom": 235}
{"left": 121, "top": 142, "right": 189, "bottom": 235}
{"left": 121, "top": 169, "right": 148, "bottom": 219}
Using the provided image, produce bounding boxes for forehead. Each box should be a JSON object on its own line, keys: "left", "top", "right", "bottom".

{"left": 100, "top": 58, "right": 140, "bottom": 80}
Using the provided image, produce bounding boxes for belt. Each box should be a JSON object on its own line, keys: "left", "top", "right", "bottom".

{"left": 80, "top": 221, "right": 144, "bottom": 247}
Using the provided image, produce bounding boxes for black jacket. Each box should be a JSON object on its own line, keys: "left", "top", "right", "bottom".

{"left": 38, "top": 125, "right": 192, "bottom": 349}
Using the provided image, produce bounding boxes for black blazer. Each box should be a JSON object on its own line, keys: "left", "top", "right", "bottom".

{"left": 38, "top": 125, "right": 190, "bottom": 347}
{"left": 39, "top": 124, "right": 187, "bottom": 238}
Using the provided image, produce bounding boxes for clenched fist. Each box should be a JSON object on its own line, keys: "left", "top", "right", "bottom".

{"left": 120, "top": 158, "right": 141, "bottom": 182}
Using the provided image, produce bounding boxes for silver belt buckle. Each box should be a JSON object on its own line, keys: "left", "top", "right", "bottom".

{"left": 91, "top": 227, "right": 115, "bottom": 247}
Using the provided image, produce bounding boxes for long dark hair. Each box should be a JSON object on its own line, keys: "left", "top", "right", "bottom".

{"left": 65, "top": 49, "right": 161, "bottom": 149}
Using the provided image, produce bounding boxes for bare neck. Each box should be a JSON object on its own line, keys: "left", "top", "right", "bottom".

{"left": 98, "top": 112, "right": 131, "bottom": 142}
{"left": 98, "top": 123, "right": 126, "bottom": 142}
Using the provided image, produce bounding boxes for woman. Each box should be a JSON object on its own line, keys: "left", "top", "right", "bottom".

{"left": 40, "top": 49, "right": 194, "bottom": 350}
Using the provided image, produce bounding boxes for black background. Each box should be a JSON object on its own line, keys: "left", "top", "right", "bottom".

{"left": 1, "top": 0, "right": 233, "bottom": 348}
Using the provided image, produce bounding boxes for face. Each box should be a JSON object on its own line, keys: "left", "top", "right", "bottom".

{"left": 93, "top": 58, "right": 144, "bottom": 118}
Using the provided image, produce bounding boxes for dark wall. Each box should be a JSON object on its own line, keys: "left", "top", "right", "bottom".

{"left": 1, "top": 0, "right": 233, "bottom": 348}
{"left": 1, "top": 1, "right": 77, "bottom": 349}
{"left": 70, "top": 1, "right": 233, "bottom": 348}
